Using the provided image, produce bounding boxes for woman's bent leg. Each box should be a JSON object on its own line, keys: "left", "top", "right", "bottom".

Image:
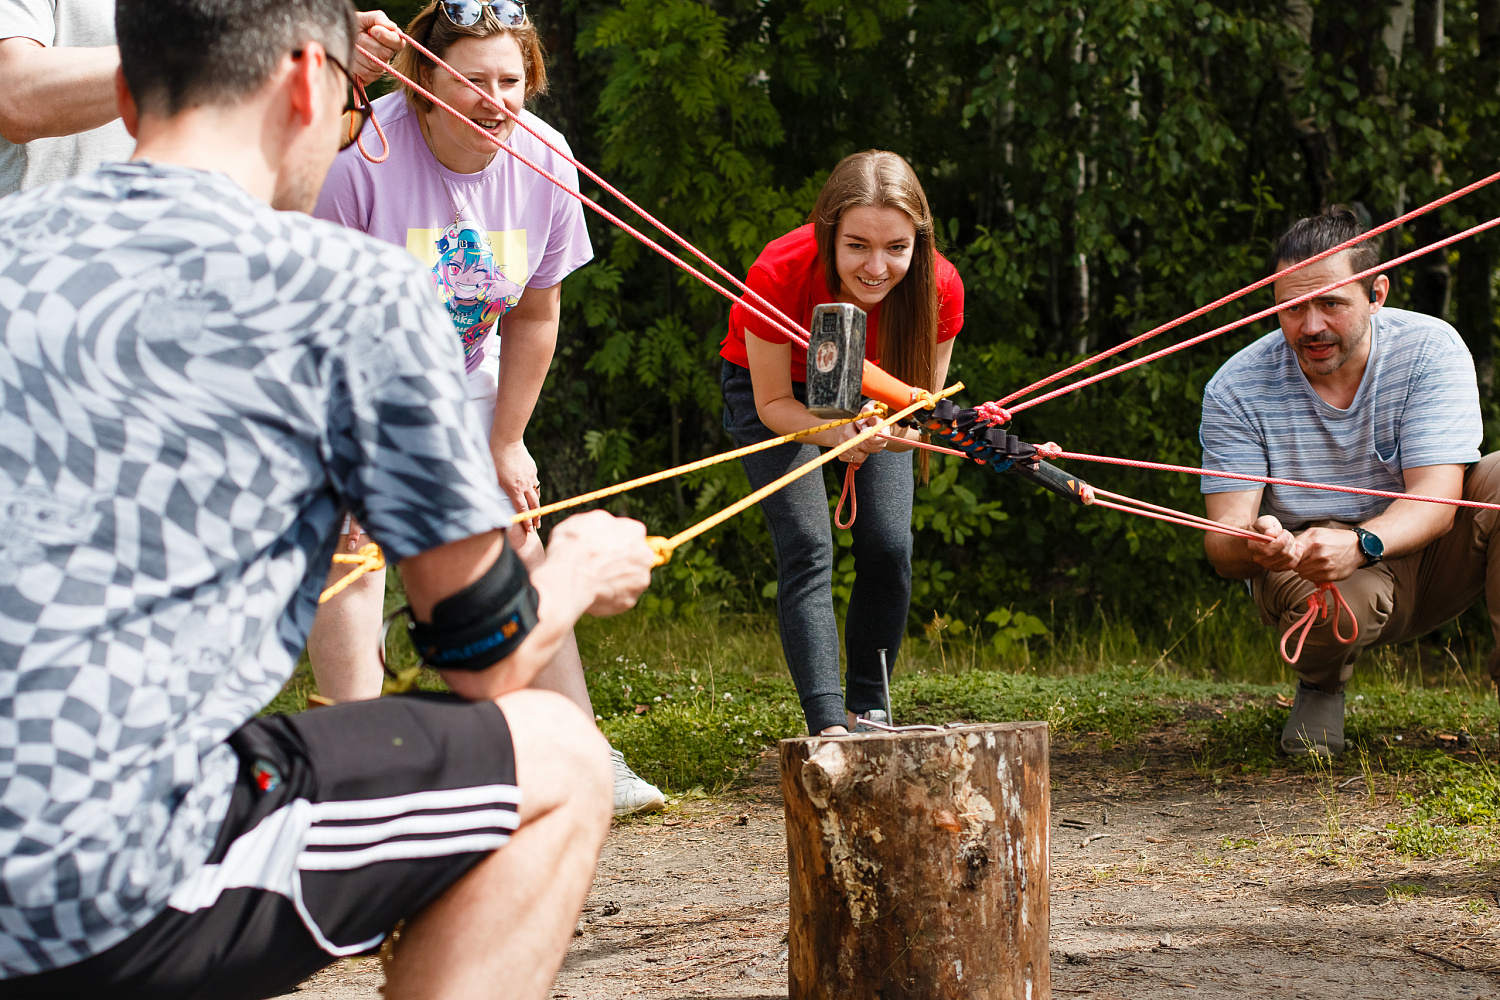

{"left": 843, "top": 449, "right": 914, "bottom": 716}
{"left": 741, "top": 443, "right": 844, "bottom": 735}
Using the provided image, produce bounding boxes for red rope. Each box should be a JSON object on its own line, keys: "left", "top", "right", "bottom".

{"left": 1003, "top": 213, "right": 1500, "bottom": 418}
{"left": 1033, "top": 443, "right": 1500, "bottom": 513}
{"left": 1280, "top": 582, "right": 1358, "bottom": 665}
{"left": 834, "top": 464, "right": 857, "bottom": 529}
{"left": 875, "top": 432, "right": 966, "bottom": 457}
{"left": 357, "top": 44, "right": 814, "bottom": 350}
{"left": 390, "top": 31, "right": 814, "bottom": 349}
{"left": 995, "top": 170, "right": 1500, "bottom": 412}
{"left": 1085, "top": 486, "right": 1267, "bottom": 541}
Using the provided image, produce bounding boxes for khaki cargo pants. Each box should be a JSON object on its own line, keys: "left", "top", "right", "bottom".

{"left": 1252, "top": 452, "right": 1500, "bottom": 690}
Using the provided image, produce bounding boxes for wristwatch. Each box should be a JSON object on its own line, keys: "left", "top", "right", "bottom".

{"left": 1351, "top": 526, "right": 1384, "bottom": 567}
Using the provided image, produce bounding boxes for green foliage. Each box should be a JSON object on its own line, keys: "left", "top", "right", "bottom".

{"left": 359, "top": 0, "right": 1500, "bottom": 661}
{"left": 1385, "top": 755, "right": 1500, "bottom": 858}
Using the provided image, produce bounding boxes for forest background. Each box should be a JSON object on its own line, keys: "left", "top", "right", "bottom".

{"left": 363, "top": 0, "right": 1500, "bottom": 667}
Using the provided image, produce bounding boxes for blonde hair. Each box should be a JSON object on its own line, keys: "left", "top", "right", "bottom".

{"left": 812, "top": 150, "right": 939, "bottom": 396}
{"left": 395, "top": 1, "right": 548, "bottom": 113}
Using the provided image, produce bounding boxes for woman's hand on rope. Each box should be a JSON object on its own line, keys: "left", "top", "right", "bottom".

{"left": 836, "top": 403, "right": 887, "bottom": 466}
{"left": 538, "top": 511, "right": 656, "bottom": 617}
{"left": 492, "top": 439, "right": 542, "bottom": 531}
{"left": 1244, "top": 516, "right": 1303, "bottom": 573}
{"left": 352, "top": 10, "right": 403, "bottom": 86}
{"left": 1288, "top": 526, "right": 1363, "bottom": 584}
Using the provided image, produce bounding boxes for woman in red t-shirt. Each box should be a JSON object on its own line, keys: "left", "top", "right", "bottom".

{"left": 720, "top": 150, "right": 962, "bottom": 736}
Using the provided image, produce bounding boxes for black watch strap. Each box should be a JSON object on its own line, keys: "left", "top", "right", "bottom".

{"left": 1352, "top": 527, "right": 1384, "bottom": 567}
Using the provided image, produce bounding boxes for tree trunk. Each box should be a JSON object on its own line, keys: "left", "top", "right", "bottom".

{"left": 1278, "top": 0, "right": 1334, "bottom": 210}
{"left": 1411, "top": 0, "right": 1451, "bottom": 319}
{"left": 1457, "top": 0, "right": 1500, "bottom": 398}
{"left": 781, "top": 722, "right": 1051, "bottom": 1000}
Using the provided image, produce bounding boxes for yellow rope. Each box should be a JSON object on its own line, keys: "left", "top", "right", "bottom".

{"left": 645, "top": 383, "right": 964, "bottom": 567}
{"left": 317, "top": 389, "right": 956, "bottom": 603}
{"left": 319, "top": 542, "right": 386, "bottom": 604}
{"left": 510, "top": 413, "right": 864, "bottom": 526}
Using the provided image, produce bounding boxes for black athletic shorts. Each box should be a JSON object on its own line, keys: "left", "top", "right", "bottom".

{"left": 0, "top": 693, "right": 519, "bottom": 1000}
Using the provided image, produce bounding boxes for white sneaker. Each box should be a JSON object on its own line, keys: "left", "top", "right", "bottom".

{"left": 611, "top": 748, "right": 665, "bottom": 817}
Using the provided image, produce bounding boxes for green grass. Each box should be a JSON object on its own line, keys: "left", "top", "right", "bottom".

{"left": 268, "top": 573, "right": 1500, "bottom": 862}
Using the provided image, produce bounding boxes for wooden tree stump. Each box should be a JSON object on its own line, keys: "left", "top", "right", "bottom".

{"left": 780, "top": 722, "right": 1050, "bottom": 1000}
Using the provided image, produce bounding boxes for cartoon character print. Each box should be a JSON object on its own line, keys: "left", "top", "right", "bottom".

{"left": 0, "top": 488, "right": 102, "bottom": 585}
{"left": 430, "top": 222, "right": 525, "bottom": 363}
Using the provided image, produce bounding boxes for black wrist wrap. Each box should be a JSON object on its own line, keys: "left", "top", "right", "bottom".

{"left": 406, "top": 542, "right": 540, "bottom": 672}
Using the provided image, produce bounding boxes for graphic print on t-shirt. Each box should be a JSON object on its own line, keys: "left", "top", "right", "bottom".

{"left": 406, "top": 223, "right": 528, "bottom": 367}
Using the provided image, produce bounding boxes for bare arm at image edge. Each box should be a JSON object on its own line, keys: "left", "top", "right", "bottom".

{"left": 0, "top": 37, "right": 120, "bottom": 144}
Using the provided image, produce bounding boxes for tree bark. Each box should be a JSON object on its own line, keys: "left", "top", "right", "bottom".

{"left": 781, "top": 722, "right": 1050, "bottom": 1000}
{"left": 1456, "top": 0, "right": 1500, "bottom": 397}
{"left": 1278, "top": 0, "right": 1334, "bottom": 211}
{"left": 1411, "top": 0, "right": 1451, "bottom": 319}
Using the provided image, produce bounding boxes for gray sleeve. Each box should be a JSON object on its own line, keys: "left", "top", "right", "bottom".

{"left": 325, "top": 266, "right": 509, "bottom": 562}
{"left": 1398, "top": 333, "right": 1483, "bottom": 469}
{"left": 0, "top": 0, "right": 56, "bottom": 45}
{"left": 1199, "top": 379, "right": 1268, "bottom": 495}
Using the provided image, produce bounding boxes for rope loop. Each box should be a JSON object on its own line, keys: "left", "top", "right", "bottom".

{"left": 1280, "top": 582, "right": 1358, "bottom": 665}
{"left": 1035, "top": 441, "right": 1063, "bottom": 459}
{"left": 352, "top": 81, "right": 391, "bottom": 164}
{"left": 835, "top": 464, "right": 858, "bottom": 529}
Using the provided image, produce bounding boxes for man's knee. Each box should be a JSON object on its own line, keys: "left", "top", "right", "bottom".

{"left": 496, "top": 689, "right": 611, "bottom": 828}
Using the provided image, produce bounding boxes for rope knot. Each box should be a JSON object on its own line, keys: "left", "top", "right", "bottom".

{"left": 1035, "top": 441, "right": 1063, "bottom": 459}
{"left": 1280, "top": 582, "right": 1358, "bottom": 665}
{"left": 320, "top": 543, "right": 386, "bottom": 604}
{"left": 975, "top": 402, "right": 1011, "bottom": 425}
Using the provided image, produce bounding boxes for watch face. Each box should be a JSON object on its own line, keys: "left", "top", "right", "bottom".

{"left": 1358, "top": 529, "right": 1384, "bottom": 559}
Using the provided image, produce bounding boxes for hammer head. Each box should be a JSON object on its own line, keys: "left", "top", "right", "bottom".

{"left": 805, "top": 303, "right": 868, "bottom": 417}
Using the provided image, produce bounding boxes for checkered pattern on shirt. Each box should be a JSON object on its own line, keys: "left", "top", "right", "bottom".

{"left": 0, "top": 162, "right": 506, "bottom": 975}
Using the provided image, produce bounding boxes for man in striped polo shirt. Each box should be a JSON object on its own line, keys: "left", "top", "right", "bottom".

{"left": 1200, "top": 207, "right": 1499, "bottom": 757}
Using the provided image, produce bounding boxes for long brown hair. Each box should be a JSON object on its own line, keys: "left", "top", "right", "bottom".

{"left": 395, "top": 1, "right": 548, "bottom": 114}
{"left": 812, "top": 151, "right": 940, "bottom": 478}
{"left": 812, "top": 151, "right": 939, "bottom": 395}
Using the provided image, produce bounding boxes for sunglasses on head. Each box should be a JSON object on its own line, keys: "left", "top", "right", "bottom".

{"left": 440, "top": 1, "right": 527, "bottom": 28}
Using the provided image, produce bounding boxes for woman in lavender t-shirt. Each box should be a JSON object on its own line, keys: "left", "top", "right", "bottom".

{"left": 308, "top": 2, "right": 664, "bottom": 815}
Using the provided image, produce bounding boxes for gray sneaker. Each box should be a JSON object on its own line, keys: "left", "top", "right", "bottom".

{"left": 853, "top": 710, "right": 890, "bottom": 733}
{"left": 1280, "top": 683, "right": 1345, "bottom": 758}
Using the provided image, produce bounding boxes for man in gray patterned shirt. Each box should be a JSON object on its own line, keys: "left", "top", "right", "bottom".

{"left": 0, "top": 1, "right": 657, "bottom": 997}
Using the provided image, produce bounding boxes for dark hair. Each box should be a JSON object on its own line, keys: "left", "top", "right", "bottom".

{"left": 1272, "top": 206, "right": 1380, "bottom": 293}
{"left": 118, "top": 0, "right": 357, "bottom": 116}
{"left": 811, "top": 150, "right": 939, "bottom": 478}
{"left": 395, "top": 2, "right": 548, "bottom": 112}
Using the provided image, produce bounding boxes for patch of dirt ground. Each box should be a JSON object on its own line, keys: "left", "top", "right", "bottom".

{"left": 294, "top": 739, "right": 1500, "bottom": 999}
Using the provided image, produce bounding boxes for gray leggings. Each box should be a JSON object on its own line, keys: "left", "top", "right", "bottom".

{"left": 722, "top": 362, "right": 914, "bottom": 734}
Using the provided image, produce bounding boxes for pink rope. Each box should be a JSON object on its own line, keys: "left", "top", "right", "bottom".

{"left": 358, "top": 45, "right": 813, "bottom": 349}
{"left": 1087, "top": 487, "right": 1266, "bottom": 541}
{"left": 1034, "top": 444, "right": 1500, "bottom": 513}
{"left": 875, "top": 432, "right": 966, "bottom": 457}
{"left": 391, "top": 31, "right": 814, "bottom": 348}
{"left": 1280, "top": 583, "right": 1358, "bottom": 665}
{"left": 995, "top": 170, "right": 1500, "bottom": 411}
{"left": 834, "top": 464, "right": 857, "bottom": 529}
{"left": 1006, "top": 213, "right": 1500, "bottom": 417}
